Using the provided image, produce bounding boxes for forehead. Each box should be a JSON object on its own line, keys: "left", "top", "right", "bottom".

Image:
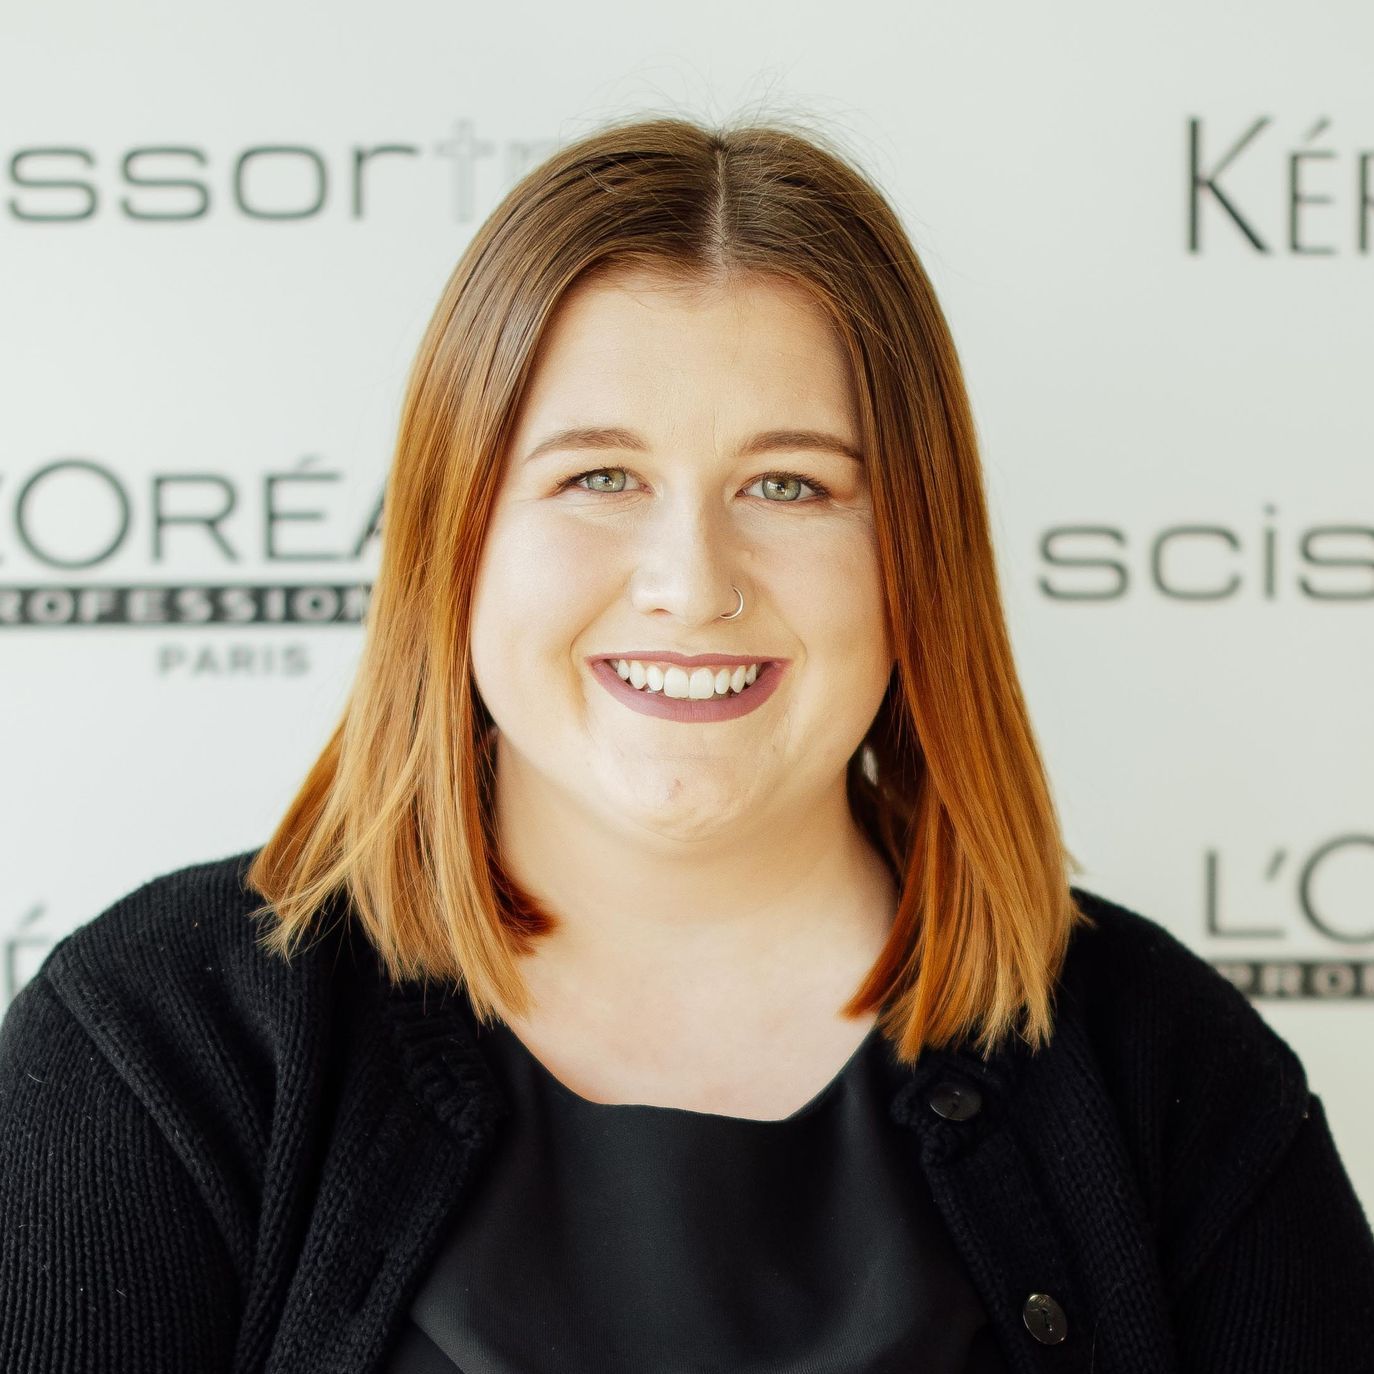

{"left": 549, "top": 264, "right": 840, "bottom": 346}
{"left": 518, "top": 266, "right": 858, "bottom": 421}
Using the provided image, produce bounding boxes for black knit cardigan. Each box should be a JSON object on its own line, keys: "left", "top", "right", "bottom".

{"left": 1, "top": 850, "right": 1371, "bottom": 1373}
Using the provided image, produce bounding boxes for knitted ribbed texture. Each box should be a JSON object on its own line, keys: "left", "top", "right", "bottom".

{"left": 0, "top": 973, "right": 237, "bottom": 1369}
{"left": 0, "top": 849, "right": 1370, "bottom": 1373}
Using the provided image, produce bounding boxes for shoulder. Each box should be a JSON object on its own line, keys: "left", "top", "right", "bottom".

{"left": 43, "top": 847, "right": 279, "bottom": 980}
{"left": 0, "top": 847, "right": 343, "bottom": 1281}
{"left": 1058, "top": 884, "right": 1312, "bottom": 1286}
{"left": 38, "top": 846, "right": 343, "bottom": 1021}
{"left": 24, "top": 849, "right": 350, "bottom": 1210}
{"left": 1061, "top": 883, "right": 1307, "bottom": 1107}
{"left": 32, "top": 845, "right": 353, "bottom": 1071}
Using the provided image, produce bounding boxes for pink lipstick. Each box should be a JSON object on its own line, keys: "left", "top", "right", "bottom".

{"left": 590, "top": 657, "right": 786, "bottom": 722}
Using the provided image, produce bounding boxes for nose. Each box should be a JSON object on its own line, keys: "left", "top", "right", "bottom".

{"left": 626, "top": 492, "right": 749, "bottom": 627}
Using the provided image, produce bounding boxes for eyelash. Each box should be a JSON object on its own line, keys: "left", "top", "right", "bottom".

{"left": 556, "top": 467, "right": 834, "bottom": 503}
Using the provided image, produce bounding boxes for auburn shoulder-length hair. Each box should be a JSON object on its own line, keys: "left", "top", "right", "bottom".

{"left": 246, "top": 110, "right": 1095, "bottom": 1068}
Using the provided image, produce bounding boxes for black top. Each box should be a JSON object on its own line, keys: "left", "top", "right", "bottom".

{"left": 4, "top": 852, "right": 1371, "bottom": 1373}
{"left": 383, "top": 1013, "right": 1008, "bottom": 1373}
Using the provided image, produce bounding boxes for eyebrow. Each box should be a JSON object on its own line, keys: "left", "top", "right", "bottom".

{"left": 521, "top": 425, "right": 864, "bottom": 467}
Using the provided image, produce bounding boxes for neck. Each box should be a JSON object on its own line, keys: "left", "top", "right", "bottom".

{"left": 491, "top": 756, "right": 899, "bottom": 1040}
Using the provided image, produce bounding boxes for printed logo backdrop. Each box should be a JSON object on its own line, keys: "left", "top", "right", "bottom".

{"left": 2, "top": 0, "right": 1370, "bottom": 1210}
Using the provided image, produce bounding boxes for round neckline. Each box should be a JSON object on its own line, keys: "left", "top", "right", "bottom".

{"left": 484, "top": 1018, "right": 881, "bottom": 1126}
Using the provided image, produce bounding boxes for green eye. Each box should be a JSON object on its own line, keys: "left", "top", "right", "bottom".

{"left": 559, "top": 467, "right": 832, "bottom": 502}
{"left": 564, "top": 468, "right": 629, "bottom": 493}
{"left": 756, "top": 474, "right": 828, "bottom": 502}
{"left": 758, "top": 475, "right": 807, "bottom": 502}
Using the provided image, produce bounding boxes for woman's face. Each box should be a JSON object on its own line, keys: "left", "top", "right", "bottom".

{"left": 470, "top": 266, "right": 894, "bottom": 850}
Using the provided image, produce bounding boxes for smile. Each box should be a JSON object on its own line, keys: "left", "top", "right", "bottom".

{"left": 590, "top": 657, "right": 785, "bottom": 722}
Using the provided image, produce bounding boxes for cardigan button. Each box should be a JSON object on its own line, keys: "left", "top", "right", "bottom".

{"left": 928, "top": 1079, "right": 983, "bottom": 1121}
{"left": 1022, "top": 1292, "right": 1068, "bottom": 1344}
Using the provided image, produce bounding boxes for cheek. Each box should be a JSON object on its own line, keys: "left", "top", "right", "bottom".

{"left": 472, "top": 513, "right": 611, "bottom": 657}
{"left": 785, "top": 526, "right": 885, "bottom": 636}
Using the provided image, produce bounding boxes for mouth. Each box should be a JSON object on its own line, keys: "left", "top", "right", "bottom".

{"left": 590, "top": 656, "right": 785, "bottom": 723}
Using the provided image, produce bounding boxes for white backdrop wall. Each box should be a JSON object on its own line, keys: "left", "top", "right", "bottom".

{"left": 2, "top": 0, "right": 1371, "bottom": 1214}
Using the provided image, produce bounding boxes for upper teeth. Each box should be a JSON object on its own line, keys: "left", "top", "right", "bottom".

{"left": 610, "top": 659, "right": 763, "bottom": 699}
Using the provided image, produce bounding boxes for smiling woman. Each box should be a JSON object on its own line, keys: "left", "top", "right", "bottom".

{"left": 462, "top": 263, "right": 901, "bottom": 924}
{"left": 2, "top": 110, "right": 1370, "bottom": 1374}
{"left": 249, "top": 126, "right": 1092, "bottom": 1070}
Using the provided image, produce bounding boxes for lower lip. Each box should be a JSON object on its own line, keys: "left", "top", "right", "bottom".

{"left": 591, "top": 658, "right": 786, "bottom": 722}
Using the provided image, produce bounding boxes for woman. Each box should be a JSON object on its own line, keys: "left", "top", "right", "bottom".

{"left": 1, "top": 113, "right": 1370, "bottom": 1374}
